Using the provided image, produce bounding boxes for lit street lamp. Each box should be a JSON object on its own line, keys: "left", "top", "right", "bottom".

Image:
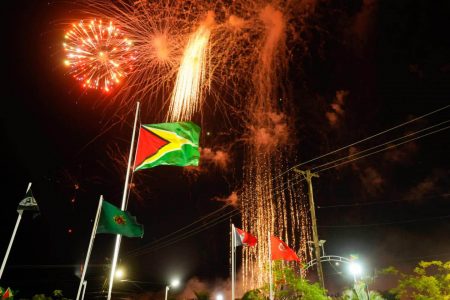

{"left": 165, "top": 278, "right": 180, "bottom": 300}
{"left": 115, "top": 267, "right": 125, "bottom": 280}
{"left": 349, "top": 262, "right": 362, "bottom": 283}
{"left": 215, "top": 293, "right": 224, "bottom": 300}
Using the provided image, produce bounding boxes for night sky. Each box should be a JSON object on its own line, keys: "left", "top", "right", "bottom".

{"left": 1, "top": 0, "right": 450, "bottom": 299}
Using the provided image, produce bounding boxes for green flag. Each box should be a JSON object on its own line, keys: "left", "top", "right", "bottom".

{"left": 133, "top": 121, "right": 200, "bottom": 171}
{"left": 97, "top": 200, "right": 144, "bottom": 238}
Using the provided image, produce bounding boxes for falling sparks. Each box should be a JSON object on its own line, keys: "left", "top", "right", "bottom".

{"left": 167, "top": 13, "right": 214, "bottom": 122}
{"left": 63, "top": 19, "right": 134, "bottom": 93}
{"left": 71, "top": 0, "right": 315, "bottom": 294}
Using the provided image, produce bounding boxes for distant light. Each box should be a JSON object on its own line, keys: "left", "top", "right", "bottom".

{"left": 68, "top": 228, "right": 73, "bottom": 234}
{"left": 171, "top": 278, "right": 180, "bottom": 288}
{"left": 115, "top": 268, "right": 125, "bottom": 279}
{"left": 349, "top": 262, "right": 362, "bottom": 277}
{"left": 216, "top": 293, "right": 224, "bottom": 300}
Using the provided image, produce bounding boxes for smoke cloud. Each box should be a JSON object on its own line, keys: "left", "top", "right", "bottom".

{"left": 200, "top": 147, "right": 230, "bottom": 170}
{"left": 177, "top": 270, "right": 245, "bottom": 300}
{"left": 215, "top": 191, "right": 239, "bottom": 207}
{"left": 405, "top": 169, "right": 447, "bottom": 202}
{"left": 248, "top": 111, "right": 290, "bottom": 151}
{"left": 326, "top": 90, "right": 349, "bottom": 127}
{"left": 384, "top": 141, "right": 418, "bottom": 164}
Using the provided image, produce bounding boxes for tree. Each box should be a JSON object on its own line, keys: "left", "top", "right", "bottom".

{"left": 273, "top": 265, "right": 329, "bottom": 300}
{"left": 383, "top": 260, "right": 450, "bottom": 299}
{"left": 241, "top": 289, "right": 264, "bottom": 300}
{"left": 241, "top": 266, "right": 328, "bottom": 299}
{"left": 194, "top": 291, "right": 210, "bottom": 300}
{"left": 341, "top": 282, "right": 385, "bottom": 300}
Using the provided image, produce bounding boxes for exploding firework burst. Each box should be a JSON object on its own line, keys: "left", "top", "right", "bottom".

{"left": 63, "top": 19, "right": 134, "bottom": 93}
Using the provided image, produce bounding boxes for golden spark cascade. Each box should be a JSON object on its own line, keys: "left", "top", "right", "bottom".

{"left": 240, "top": 5, "right": 313, "bottom": 290}
{"left": 63, "top": 19, "right": 134, "bottom": 93}
{"left": 167, "top": 13, "right": 214, "bottom": 122}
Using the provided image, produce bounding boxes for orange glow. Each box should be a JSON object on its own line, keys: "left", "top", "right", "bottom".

{"left": 63, "top": 19, "right": 135, "bottom": 93}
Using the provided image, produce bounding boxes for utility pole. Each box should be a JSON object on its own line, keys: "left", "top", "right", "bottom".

{"left": 294, "top": 169, "right": 325, "bottom": 289}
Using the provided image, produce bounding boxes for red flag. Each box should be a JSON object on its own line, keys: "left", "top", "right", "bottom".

{"left": 270, "top": 236, "right": 300, "bottom": 261}
{"left": 234, "top": 227, "right": 257, "bottom": 247}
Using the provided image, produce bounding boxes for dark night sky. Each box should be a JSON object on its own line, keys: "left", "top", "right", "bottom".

{"left": 1, "top": 0, "right": 450, "bottom": 299}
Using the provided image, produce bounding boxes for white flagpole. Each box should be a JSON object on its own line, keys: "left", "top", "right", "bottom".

{"left": 76, "top": 196, "right": 104, "bottom": 300}
{"left": 81, "top": 281, "right": 87, "bottom": 300}
{"left": 268, "top": 231, "right": 273, "bottom": 300}
{"left": 231, "top": 224, "right": 235, "bottom": 300}
{"left": 0, "top": 182, "right": 32, "bottom": 279}
{"left": 107, "top": 101, "right": 140, "bottom": 300}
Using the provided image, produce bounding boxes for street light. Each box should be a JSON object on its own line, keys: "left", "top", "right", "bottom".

{"left": 165, "top": 278, "right": 180, "bottom": 300}
{"left": 348, "top": 262, "right": 362, "bottom": 283}
{"left": 216, "top": 293, "right": 224, "bottom": 300}
{"left": 115, "top": 267, "right": 125, "bottom": 279}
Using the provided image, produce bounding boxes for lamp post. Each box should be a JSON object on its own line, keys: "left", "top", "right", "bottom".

{"left": 165, "top": 279, "right": 180, "bottom": 300}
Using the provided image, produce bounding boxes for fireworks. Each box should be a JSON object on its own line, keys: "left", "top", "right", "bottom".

{"left": 63, "top": 19, "right": 134, "bottom": 93}
{"left": 167, "top": 12, "right": 214, "bottom": 122}
{"left": 65, "top": 0, "right": 315, "bottom": 294}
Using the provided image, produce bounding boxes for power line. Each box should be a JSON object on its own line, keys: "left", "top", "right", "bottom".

{"left": 314, "top": 124, "right": 450, "bottom": 173}
{"left": 311, "top": 119, "right": 449, "bottom": 172}
{"left": 126, "top": 208, "right": 240, "bottom": 257}
{"left": 317, "top": 193, "right": 450, "bottom": 209}
{"left": 319, "top": 214, "right": 450, "bottom": 229}
{"left": 275, "top": 104, "right": 450, "bottom": 180}
{"left": 124, "top": 108, "right": 450, "bottom": 256}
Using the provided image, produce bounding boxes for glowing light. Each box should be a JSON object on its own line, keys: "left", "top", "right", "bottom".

{"left": 349, "top": 262, "right": 362, "bottom": 277}
{"left": 216, "top": 293, "right": 224, "bottom": 300}
{"left": 170, "top": 278, "right": 180, "bottom": 288}
{"left": 115, "top": 268, "right": 125, "bottom": 279}
{"left": 63, "top": 19, "right": 134, "bottom": 93}
{"left": 167, "top": 17, "right": 212, "bottom": 122}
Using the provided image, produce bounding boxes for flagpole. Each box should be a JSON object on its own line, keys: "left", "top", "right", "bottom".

{"left": 0, "top": 182, "right": 31, "bottom": 279}
{"left": 268, "top": 231, "right": 273, "bottom": 300}
{"left": 107, "top": 101, "right": 140, "bottom": 300}
{"left": 231, "top": 223, "right": 235, "bottom": 300}
{"left": 76, "top": 196, "right": 104, "bottom": 300}
{"left": 81, "top": 281, "right": 87, "bottom": 300}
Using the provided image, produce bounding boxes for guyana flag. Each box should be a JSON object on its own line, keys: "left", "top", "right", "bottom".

{"left": 134, "top": 121, "right": 200, "bottom": 171}
{"left": 1, "top": 288, "right": 13, "bottom": 299}
{"left": 96, "top": 200, "right": 144, "bottom": 238}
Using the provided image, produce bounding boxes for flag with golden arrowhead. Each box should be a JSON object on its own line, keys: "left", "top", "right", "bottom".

{"left": 134, "top": 121, "right": 200, "bottom": 171}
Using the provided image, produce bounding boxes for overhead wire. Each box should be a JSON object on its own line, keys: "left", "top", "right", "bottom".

{"left": 125, "top": 107, "right": 450, "bottom": 256}
{"left": 317, "top": 193, "right": 450, "bottom": 209}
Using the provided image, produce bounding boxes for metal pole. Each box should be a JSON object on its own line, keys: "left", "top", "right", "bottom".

{"left": 294, "top": 169, "right": 325, "bottom": 289}
{"left": 268, "top": 231, "right": 273, "bottom": 300}
{"left": 0, "top": 182, "right": 31, "bottom": 279}
{"left": 231, "top": 223, "right": 235, "bottom": 300}
{"left": 76, "top": 196, "right": 103, "bottom": 300}
{"left": 108, "top": 101, "right": 140, "bottom": 300}
{"left": 165, "top": 285, "right": 169, "bottom": 300}
{"left": 81, "top": 281, "right": 87, "bottom": 300}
